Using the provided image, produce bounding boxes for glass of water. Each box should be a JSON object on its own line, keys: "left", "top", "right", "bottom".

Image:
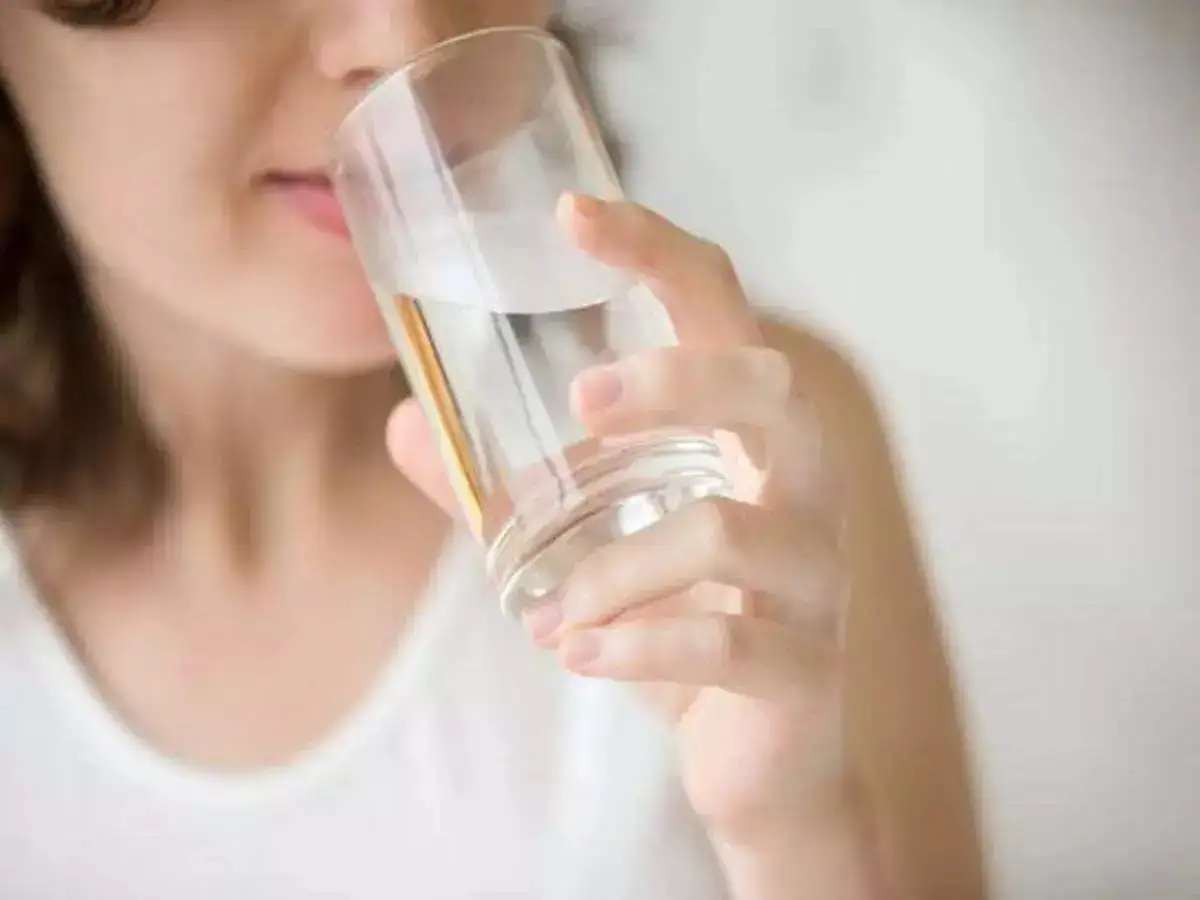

{"left": 332, "top": 26, "right": 731, "bottom": 617}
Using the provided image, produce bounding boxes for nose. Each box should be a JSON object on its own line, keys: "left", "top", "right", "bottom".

{"left": 309, "top": 0, "right": 460, "bottom": 87}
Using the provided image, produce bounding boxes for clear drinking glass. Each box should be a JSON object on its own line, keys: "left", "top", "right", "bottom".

{"left": 332, "top": 26, "right": 731, "bottom": 616}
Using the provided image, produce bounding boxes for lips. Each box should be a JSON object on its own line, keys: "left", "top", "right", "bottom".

{"left": 262, "top": 170, "right": 351, "bottom": 239}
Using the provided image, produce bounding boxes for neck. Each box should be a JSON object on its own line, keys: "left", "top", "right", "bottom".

{"left": 135, "top": 338, "right": 399, "bottom": 502}
{"left": 66, "top": 276, "right": 410, "bottom": 579}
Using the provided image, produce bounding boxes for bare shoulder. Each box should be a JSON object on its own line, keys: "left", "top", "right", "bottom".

{"left": 761, "top": 316, "right": 990, "bottom": 900}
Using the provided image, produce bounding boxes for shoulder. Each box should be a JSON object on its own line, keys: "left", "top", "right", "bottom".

{"left": 0, "top": 520, "right": 44, "bottom": 710}
{"left": 0, "top": 520, "right": 28, "bottom": 622}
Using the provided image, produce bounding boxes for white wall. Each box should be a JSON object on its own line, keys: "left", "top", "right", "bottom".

{"left": 586, "top": 1, "right": 1200, "bottom": 896}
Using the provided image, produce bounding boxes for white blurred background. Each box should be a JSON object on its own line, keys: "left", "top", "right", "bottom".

{"left": 583, "top": 1, "right": 1200, "bottom": 897}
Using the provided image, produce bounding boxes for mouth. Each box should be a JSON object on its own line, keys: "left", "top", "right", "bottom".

{"left": 259, "top": 168, "right": 351, "bottom": 239}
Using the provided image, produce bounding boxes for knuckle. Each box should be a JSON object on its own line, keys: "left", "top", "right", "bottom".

{"left": 775, "top": 397, "right": 834, "bottom": 491}
{"left": 693, "top": 496, "right": 750, "bottom": 560}
{"left": 748, "top": 347, "right": 794, "bottom": 410}
{"left": 563, "top": 547, "right": 620, "bottom": 618}
{"left": 631, "top": 349, "right": 686, "bottom": 407}
{"left": 699, "top": 614, "right": 741, "bottom": 669}
{"left": 805, "top": 539, "right": 851, "bottom": 634}
{"left": 701, "top": 240, "right": 739, "bottom": 285}
{"left": 629, "top": 236, "right": 664, "bottom": 274}
{"left": 627, "top": 206, "right": 668, "bottom": 271}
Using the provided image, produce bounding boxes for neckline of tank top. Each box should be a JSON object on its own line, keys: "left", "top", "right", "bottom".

{"left": 0, "top": 521, "right": 483, "bottom": 808}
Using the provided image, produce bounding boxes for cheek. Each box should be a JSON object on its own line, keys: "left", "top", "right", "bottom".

{"left": 6, "top": 25, "right": 392, "bottom": 370}
{"left": 25, "top": 60, "right": 237, "bottom": 278}
{"left": 46, "top": 124, "right": 389, "bottom": 368}
{"left": 45, "top": 112, "right": 222, "bottom": 296}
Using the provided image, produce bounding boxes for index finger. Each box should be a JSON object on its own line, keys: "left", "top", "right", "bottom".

{"left": 557, "top": 193, "right": 761, "bottom": 346}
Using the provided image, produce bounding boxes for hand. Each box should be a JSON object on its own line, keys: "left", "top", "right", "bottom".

{"left": 388, "top": 194, "right": 853, "bottom": 850}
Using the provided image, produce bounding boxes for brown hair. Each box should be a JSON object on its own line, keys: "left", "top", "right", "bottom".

{"left": 0, "top": 53, "right": 158, "bottom": 538}
{"left": 0, "top": 3, "right": 610, "bottom": 540}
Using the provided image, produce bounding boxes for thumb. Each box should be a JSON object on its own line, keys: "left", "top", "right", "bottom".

{"left": 386, "top": 398, "right": 461, "bottom": 519}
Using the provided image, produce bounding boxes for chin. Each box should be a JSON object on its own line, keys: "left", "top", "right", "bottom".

{"left": 269, "top": 332, "right": 398, "bottom": 375}
{"left": 242, "top": 270, "right": 400, "bottom": 374}
{"left": 257, "top": 313, "right": 398, "bottom": 374}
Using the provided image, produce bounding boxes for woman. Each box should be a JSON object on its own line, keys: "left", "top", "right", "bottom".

{"left": 0, "top": 1, "right": 985, "bottom": 898}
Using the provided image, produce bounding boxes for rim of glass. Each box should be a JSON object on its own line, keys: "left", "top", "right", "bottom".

{"left": 335, "top": 25, "right": 564, "bottom": 137}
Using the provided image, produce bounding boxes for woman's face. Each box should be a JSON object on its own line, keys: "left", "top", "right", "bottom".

{"left": 0, "top": 0, "right": 552, "bottom": 372}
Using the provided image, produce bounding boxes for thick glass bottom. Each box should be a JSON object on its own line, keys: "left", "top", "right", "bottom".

{"left": 487, "top": 433, "right": 732, "bottom": 617}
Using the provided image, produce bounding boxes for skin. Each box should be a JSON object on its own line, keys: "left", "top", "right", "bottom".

{"left": 0, "top": 2, "right": 986, "bottom": 898}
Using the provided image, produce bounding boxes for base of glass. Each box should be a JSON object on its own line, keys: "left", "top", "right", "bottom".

{"left": 487, "top": 433, "right": 732, "bottom": 618}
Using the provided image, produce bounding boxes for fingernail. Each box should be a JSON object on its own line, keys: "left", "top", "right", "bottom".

{"left": 570, "top": 193, "right": 605, "bottom": 219}
{"left": 561, "top": 632, "right": 601, "bottom": 671}
{"left": 573, "top": 365, "right": 623, "bottom": 414}
{"left": 523, "top": 600, "right": 563, "bottom": 643}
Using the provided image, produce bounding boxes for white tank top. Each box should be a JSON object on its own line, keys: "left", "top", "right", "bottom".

{"left": 0, "top": 529, "right": 727, "bottom": 899}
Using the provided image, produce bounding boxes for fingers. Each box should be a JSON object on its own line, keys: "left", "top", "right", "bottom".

{"left": 557, "top": 193, "right": 761, "bottom": 345}
{"left": 571, "top": 344, "right": 794, "bottom": 435}
{"left": 385, "top": 399, "right": 461, "bottom": 517}
{"left": 569, "top": 337, "right": 836, "bottom": 514}
{"left": 556, "top": 614, "right": 838, "bottom": 700}
{"left": 524, "top": 497, "right": 844, "bottom": 641}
